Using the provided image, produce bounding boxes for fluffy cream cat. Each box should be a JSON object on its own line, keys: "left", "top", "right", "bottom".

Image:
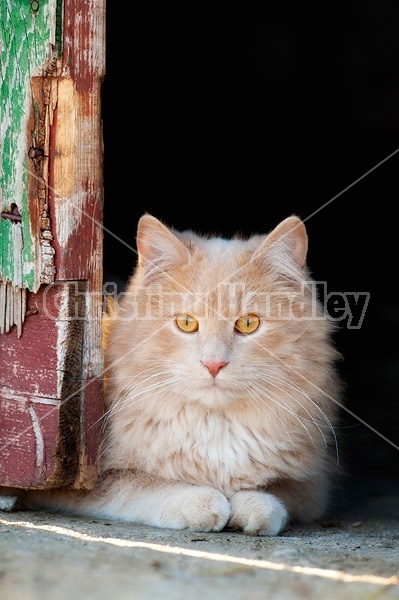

{"left": 23, "top": 214, "right": 342, "bottom": 535}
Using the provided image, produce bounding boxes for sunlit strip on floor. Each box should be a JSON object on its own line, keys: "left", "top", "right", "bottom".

{"left": 1, "top": 517, "right": 397, "bottom": 587}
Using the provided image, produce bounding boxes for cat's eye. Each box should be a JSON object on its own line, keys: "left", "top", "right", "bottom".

{"left": 234, "top": 313, "right": 260, "bottom": 335}
{"left": 175, "top": 314, "right": 199, "bottom": 333}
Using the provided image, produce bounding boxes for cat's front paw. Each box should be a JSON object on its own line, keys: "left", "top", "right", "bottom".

{"left": 228, "top": 491, "right": 288, "bottom": 536}
{"left": 161, "top": 485, "right": 231, "bottom": 532}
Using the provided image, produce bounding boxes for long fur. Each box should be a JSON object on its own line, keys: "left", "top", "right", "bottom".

{"left": 22, "top": 214, "right": 342, "bottom": 535}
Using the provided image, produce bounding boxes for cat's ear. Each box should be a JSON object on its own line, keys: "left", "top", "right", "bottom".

{"left": 136, "top": 214, "right": 189, "bottom": 269}
{"left": 259, "top": 216, "right": 308, "bottom": 269}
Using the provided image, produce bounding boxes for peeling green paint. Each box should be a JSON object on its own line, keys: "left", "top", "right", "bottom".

{"left": 0, "top": 0, "right": 55, "bottom": 291}
{"left": 56, "top": 0, "right": 63, "bottom": 57}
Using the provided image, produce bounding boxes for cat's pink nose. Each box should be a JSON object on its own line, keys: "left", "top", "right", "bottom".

{"left": 202, "top": 360, "right": 228, "bottom": 378}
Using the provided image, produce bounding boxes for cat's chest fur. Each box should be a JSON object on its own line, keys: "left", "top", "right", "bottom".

{"left": 108, "top": 406, "right": 297, "bottom": 497}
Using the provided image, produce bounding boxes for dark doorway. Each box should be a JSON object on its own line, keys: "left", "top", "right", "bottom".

{"left": 103, "top": 2, "right": 399, "bottom": 517}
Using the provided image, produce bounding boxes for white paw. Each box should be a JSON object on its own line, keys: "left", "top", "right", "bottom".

{"left": 228, "top": 491, "right": 288, "bottom": 536}
{"left": 160, "top": 485, "right": 231, "bottom": 532}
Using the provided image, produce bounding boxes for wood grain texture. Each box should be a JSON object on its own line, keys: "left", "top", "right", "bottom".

{"left": 0, "top": 283, "right": 84, "bottom": 488}
{"left": 50, "top": 0, "right": 105, "bottom": 282}
{"left": 58, "top": 0, "right": 106, "bottom": 488}
{"left": 0, "top": 0, "right": 56, "bottom": 291}
{"left": 0, "top": 283, "right": 26, "bottom": 337}
{"left": 0, "top": 395, "right": 59, "bottom": 488}
{"left": 0, "top": 0, "right": 105, "bottom": 490}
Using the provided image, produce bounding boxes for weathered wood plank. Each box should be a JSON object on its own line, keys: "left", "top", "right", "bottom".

{"left": 0, "top": 395, "right": 59, "bottom": 488}
{"left": 0, "top": 283, "right": 26, "bottom": 337}
{"left": 0, "top": 0, "right": 105, "bottom": 490}
{"left": 0, "top": 281, "right": 86, "bottom": 488}
{"left": 72, "top": 376, "right": 104, "bottom": 489}
{"left": 0, "top": 0, "right": 58, "bottom": 291}
{"left": 0, "top": 284, "right": 67, "bottom": 398}
{"left": 50, "top": 0, "right": 106, "bottom": 488}
{"left": 50, "top": 1, "right": 105, "bottom": 282}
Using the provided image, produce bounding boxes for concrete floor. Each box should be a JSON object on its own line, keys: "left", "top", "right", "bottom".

{"left": 1, "top": 492, "right": 398, "bottom": 600}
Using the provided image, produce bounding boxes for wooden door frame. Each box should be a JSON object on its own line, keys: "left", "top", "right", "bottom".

{"left": 0, "top": 0, "right": 106, "bottom": 490}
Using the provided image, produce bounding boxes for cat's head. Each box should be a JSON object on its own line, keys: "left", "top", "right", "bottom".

{"left": 106, "top": 214, "right": 337, "bottom": 412}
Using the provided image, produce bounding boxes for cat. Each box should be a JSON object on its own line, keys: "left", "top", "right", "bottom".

{"left": 22, "top": 213, "right": 342, "bottom": 535}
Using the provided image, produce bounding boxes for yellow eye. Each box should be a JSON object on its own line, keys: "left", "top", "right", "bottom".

{"left": 234, "top": 313, "right": 260, "bottom": 335}
{"left": 175, "top": 314, "right": 199, "bottom": 333}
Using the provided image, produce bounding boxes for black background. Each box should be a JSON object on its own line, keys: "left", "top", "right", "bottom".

{"left": 102, "top": 2, "right": 399, "bottom": 516}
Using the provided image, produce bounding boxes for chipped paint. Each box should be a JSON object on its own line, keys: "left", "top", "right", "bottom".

{"left": 62, "top": 3, "right": 105, "bottom": 90}
{"left": 0, "top": 391, "right": 59, "bottom": 407}
{"left": 0, "top": 282, "right": 27, "bottom": 337}
{"left": 53, "top": 79, "right": 76, "bottom": 199}
{"left": 28, "top": 405, "right": 45, "bottom": 469}
{"left": 54, "top": 282, "right": 76, "bottom": 398}
{"left": 0, "top": 0, "right": 56, "bottom": 292}
{"left": 0, "top": 0, "right": 105, "bottom": 490}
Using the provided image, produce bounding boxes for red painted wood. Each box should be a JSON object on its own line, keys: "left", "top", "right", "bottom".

{"left": 48, "top": 0, "right": 104, "bottom": 281}
{"left": 0, "top": 0, "right": 105, "bottom": 490}
{"left": 73, "top": 376, "right": 105, "bottom": 487}
{"left": 0, "top": 282, "right": 83, "bottom": 488}
{"left": 0, "top": 396, "right": 59, "bottom": 488}
{"left": 0, "top": 285, "right": 60, "bottom": 398}
{"left": 84, "top": 377, "right": 104, "bottom": 461}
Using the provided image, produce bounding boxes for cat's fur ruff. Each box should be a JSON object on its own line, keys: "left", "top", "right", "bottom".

{"left": 22, "top": 214, "right": 342, "bottom": 535}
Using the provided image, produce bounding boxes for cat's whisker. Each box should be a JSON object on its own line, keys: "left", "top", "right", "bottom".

{"left": 107, "top": 374, "right": 186, "bottom": 418}
{"left": 279, "top": 378, "right": 339, "bottom": 463}
{"left": 248, "top": 382, "right": 319, "bottom": 451}
{"left": 246, "top": 387, "right": 295, "bottom": 449}
{"left": 254, "top": 369, "right": 335, "bottom": 431}
{"left": 255, "top": 374, "right": 328, "bottom": 448}
{"left": 99, "top": 384, "right": 188, "bottom": 462}
{"left": 260, "top": 373, "right": 340, "bottom": 466}
{"left": 261, "top": 371, "right": 336, "bottom": 423}
{"left": 255, "top": 369, "right": 339, "bottom": 464}
{"left": 112, "top": 368, "right": 179, "bottom": 396}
